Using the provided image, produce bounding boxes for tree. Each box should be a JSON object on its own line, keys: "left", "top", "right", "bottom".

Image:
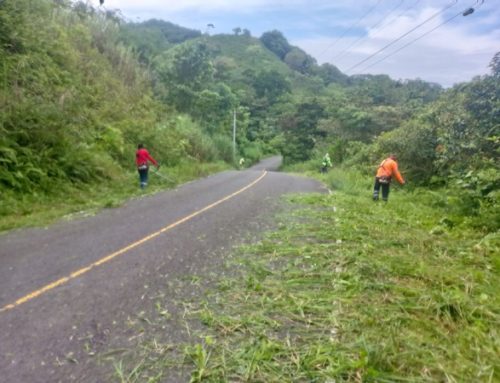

{"left": 488, "top": 51, "right": 500, "bottom": 77}
{"left": 314, "top": 63, "right": 348, "bottom": 85}
{"left": 279, "top": 100, "right": 325, "bottom": 163}
{"left": 432, "top": 73, "right": 499, "bottom": 176}
{"left": 154, "top": 41, "right": 214, "bottom": 111}
{"left": 399, "top": 79, "right": 442, "bottom": 105}
{"left": 192, "top": 84, "right": 237, "bottom": 134}
{"left": 260, "top": 30, "right": 291, "bottom": 60}
{"left": 232, "top": 27, "right": 241, "bottom": 36}
{"left": 284, "top": 47, "right": 316, "bottom": 74}
{"left": 252, "top": 70, "right": 291, "bottom": 103}
{"left": 375, "top": 120, "right": 438, "bottom": 183}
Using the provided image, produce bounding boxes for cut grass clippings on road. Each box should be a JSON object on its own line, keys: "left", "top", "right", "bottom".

{"left": 114, "top": 170, "right": 499, "bottom": 382}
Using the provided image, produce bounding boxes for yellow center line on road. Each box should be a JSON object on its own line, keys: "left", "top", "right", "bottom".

{"left": 0, "top": 171, "right": 268, "bottom": 314}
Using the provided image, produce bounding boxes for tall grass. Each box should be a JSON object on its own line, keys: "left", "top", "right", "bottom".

{"left": 0, "top": 161, "right": 228, "bottom": 233}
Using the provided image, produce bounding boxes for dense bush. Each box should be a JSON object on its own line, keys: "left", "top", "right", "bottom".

{"left": 0, "top": 0, "right": 231, "bottom": 200}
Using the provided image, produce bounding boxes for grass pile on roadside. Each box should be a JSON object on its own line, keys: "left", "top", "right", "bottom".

{"left": 114, "top": 168, "right": 499, "bottom": 382}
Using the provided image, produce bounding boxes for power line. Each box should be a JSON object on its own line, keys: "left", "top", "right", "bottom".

{"left": 387, "top": 0, "right": 421, "bottom": 25}
{"left": 344, "top": 0, "right": 459, "bottom": 73}
{"left": 362, "top": 0, "right": 484, "bottom": 71}
{"left": 367, "top": 0, "right": 421, "bottom": 37}
{"left": 356, "top": 0, "right": 486, "bottom": 73}
{"left": 334, "top": 0, "right": 425, "bottom": 62}
{"left": 317, "top": 0, "right": 383, "bottom": 61}
{"left": 331, "top": 0, "right": 405, "bottom": 61}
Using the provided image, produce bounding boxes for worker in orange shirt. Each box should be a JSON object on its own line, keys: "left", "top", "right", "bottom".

{"left": 373, "top": 154, "right": 405, "bottom": 202}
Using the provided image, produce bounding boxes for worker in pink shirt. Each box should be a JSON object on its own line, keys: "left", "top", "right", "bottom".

{"left": 135, "top": 143, "right": 159, "bottom": 189}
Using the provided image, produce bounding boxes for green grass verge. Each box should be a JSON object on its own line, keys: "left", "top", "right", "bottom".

{"left": 113, "top": 168, "right": 499, "bottom": 382}
{"left": 0, "top": 161, "right": 229, "bottom": 233}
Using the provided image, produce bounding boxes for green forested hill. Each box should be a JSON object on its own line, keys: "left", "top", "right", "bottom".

{"left": 119, "top": 18, "right": 202, "bottom": 63}
{"left": 0, "top": 0, "right": 498, "bottom": 233}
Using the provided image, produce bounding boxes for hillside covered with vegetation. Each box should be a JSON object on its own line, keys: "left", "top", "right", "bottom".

{"left": 2, "top": 0, "right": 497, "bottom": 233}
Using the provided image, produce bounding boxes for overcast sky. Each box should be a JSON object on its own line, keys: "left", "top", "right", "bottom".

{"left": 95, "top": 0, "right": 500, "bottom": 87}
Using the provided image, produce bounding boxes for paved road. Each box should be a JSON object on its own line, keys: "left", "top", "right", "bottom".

{"left": 0, "top": 157, "right": 325, "bottom": 382}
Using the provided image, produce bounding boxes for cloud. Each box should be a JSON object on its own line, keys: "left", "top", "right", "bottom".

{"left": 294, "top": 3, "right": 499, "bottom": 86}
{"left": 92, "top": 0, "right": 499, "bottom": 86}
{"left": 102, "top": 0, "right": 320, "bottom": 13}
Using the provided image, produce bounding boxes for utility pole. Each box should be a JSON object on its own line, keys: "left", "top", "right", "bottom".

{"left": 232, "top": 109, "right": 237, "bottom": 164}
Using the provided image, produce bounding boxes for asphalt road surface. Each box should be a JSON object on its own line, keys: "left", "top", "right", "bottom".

{"left": 0, "top": 156, "right": 326, "bottom": 382}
